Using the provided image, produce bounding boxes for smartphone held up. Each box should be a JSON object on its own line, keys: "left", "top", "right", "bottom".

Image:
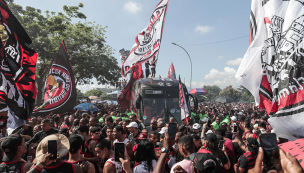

{"left": 114, "top": 142, "right": 125, "bottom": 162}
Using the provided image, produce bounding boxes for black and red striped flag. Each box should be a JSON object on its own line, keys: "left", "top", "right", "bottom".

{"left": 0, "top": 0, "right": 37, "bottom": 133}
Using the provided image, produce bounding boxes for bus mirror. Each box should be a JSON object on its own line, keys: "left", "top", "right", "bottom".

{"left": 136, "top": 95, "right": 141, "bottom": 109}
{"left": 188, "top": 94, "right": 198, "bottom": 110}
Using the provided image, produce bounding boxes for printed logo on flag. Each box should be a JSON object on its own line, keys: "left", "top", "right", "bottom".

{"left": 38, "top": 64, "right": 72, "bottom": 111}
{"left": 121, "top": 0, "right": 169, "bottom": 77}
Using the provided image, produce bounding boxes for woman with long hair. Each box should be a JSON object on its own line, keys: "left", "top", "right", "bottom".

{"left": 134, "top": 139, "right": 158, "bottom": 173}
{"left": 204, "top": 133, "right": 231, "bottom": 172}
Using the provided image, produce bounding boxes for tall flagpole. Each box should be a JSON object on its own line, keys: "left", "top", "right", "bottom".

{"left": 172, "top": 42, "right": 192, "bottom": 90}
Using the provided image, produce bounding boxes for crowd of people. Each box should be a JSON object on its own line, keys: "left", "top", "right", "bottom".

{"left": 0, "top": 102, "right": 302, "bottom": 173}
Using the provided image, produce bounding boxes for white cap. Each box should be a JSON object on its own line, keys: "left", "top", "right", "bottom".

{"left": 230, "top": 116, "right": 237, "bottom": 122}
{"left": 126, "top": 122, "right": 138, "bottom": 128}
{"left": 159, "top": 127, "right": 167, "bottom": 134}
{"left": 206, "top": 130, "right": 213, "bottom": 134}
{"left": 192, "top": 123, "right": 201, "bottom": 130}
{"left": 238, "top": 112, "right": 243, "bottom": 115}
{"left": 234, "top": 107, "right": 238, "bottom": 111}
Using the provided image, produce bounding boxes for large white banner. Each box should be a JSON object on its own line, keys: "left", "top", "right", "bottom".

{"left": 236, "top": 0, "right": 304, "bottom": 140}
{"left": 121, "top": 0, "right": 169, "bottom": 77}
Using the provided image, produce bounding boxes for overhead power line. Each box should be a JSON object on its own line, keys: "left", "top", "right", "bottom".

{"left": 183, "top": 35, "right": 249, "bottom": 46}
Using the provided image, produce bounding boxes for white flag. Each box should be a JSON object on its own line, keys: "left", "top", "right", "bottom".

{"left": 236, "top": 0, "right": 304, "bottom": 140}
{"left": 121, "top": 0, "right": 169, "bottom": 77}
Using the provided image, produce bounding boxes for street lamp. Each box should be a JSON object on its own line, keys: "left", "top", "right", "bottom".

{"left": 172, "top": 42, "right": 192, "bottom": 90}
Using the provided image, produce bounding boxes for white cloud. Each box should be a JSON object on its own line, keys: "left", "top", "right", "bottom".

{"left": 218, "top": 56, "right": 224, "bottom": 59}
{"left": 226, "top": 58, "right": 243, "bottom": 66}
{"left": 123, "top": 1, "right": 143, "bottom": 14}
{"left": 185, "top": 81, "right": 205, "bottom": 89}
{"left": 195, "top": 25, "right": 214, "bottom": 34}
{"left": 204, "top": 67, "right": 236, "bottom": 80}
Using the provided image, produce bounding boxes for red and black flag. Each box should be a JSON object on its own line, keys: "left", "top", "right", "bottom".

{"left": 168, "top": 63, "right": 176, "bottom": 79}
{"left": 179, "top": 75, "right": 189, "bottom": 124}
{"left": 0, "top": 0, "right": 37, "bottom": 124}
{"left": 33, "top": 41, "right": 76, "bottom": 117}
{"left": 118, "top": 64, "right": 143, "bottom": 109}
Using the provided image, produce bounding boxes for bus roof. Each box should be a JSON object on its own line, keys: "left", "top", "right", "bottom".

{"left": 135, "top": 77, "right": 181, "bottom": 88}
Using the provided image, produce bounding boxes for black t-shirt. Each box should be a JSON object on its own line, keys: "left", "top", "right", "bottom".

{"left": 0, "top": 160, "right": 25, "bottom": 173}
{"left": 41, "top": 161, "right": 75, "bottom": 173}
{"left": 27, "top": 127, "right": 59, "bottom": 145}
{"left": 16, "top": 126, "right": 33, "bottom": 137}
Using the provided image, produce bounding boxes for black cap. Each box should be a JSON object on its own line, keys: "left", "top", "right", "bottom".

{"left": 189, "top": 153, "right": 217, "bottom": 172}
{"left": 1, "top": 134, "right": 23, "bottom": 162}
{"left": 69, "top": 134, "right": 84, "bottom": 152}
{"left": 202, "top": 133, "right": 217, "bottom": 143}
{"left": 247, "top": 137, "right": 258, "bottom": 152}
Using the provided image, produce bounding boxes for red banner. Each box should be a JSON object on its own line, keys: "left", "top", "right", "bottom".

{"left": 118, "top": 64, "right": 143, "bottom": 109}
{"left": 168, "top": 63, "right": 176, "bottom": 79}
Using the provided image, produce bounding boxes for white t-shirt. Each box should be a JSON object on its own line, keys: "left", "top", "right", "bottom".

{"left": 133, "top": 160, "right": 157, "bottom": 173}
{"left": 104, "top": 157, "right": 123, "bottom": 173}
{"left": 114, "top": 138, "right": 129, "bottom": 145}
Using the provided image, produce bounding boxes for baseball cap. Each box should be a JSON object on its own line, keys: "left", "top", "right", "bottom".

{"left": 1, "top": 134, "right": 23, "bottom": 162}
{"left": 126, "top": 122, "right": 138, "bottom": 128}
{"left": 137, "top": 133, "right": 147, "bottom": 140}
{"left": 230, "top": 116, "right": 237, "bottom": 122}
{"left": 192, "top": 123, "right": 201, "bottom": 130}
{"left": 247, "top": 137, "right": 258, "bottom": 152}
{"left": 69, "top": 134, "right": 84, "bottom": 152}
{"left": 159, "top": 127, "right": 167, "bottom": 134}
{"left": 202, "top": 133, "right": 217, "bottom": 143}
{"left": 189, "top": 153, "right": 217, "bottom": 172}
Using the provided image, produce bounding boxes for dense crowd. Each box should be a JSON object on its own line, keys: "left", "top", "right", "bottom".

{"left": 0, "top": 102, "right": 302, "bottom": 173}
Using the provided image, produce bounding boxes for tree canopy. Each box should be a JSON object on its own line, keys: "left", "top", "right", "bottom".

{"left": 238, "top": 85, "right": 255, "bottom": 103}
{"left": 6, "top": 0, "right": 120, "bottom": 104}
{"left": 84, "top": 89, "right": 103, "bottom": 98}
{"left": 219, "top": 85, "right": 240, "bottom": 101}
{"left": 202, "top": 85, "right": 222, "bottom": 102}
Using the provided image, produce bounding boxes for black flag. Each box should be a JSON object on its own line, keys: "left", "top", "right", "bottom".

{"left": 33, "top": 41, "right": 76, "bottom": 117}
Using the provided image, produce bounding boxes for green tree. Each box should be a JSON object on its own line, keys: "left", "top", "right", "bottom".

{"left": 202, "top": 85, "right": 222, "bottom": 102}
{"left": 7, "top": 0, "right": 120, "bottom": 105}
{"left": 99, "top": 92, "right": 108, "bottom": 100}
{"left": 219, "top": 85, "right": 240, "bottom": 101}
{"left": 84, "top": 89, "right": 103, "bottom": 97}
{"left": 237, "top": 85, "right": 255, "bottom": 103}
{"left": 76, "top": 89, "right": 83, "bottom": 97}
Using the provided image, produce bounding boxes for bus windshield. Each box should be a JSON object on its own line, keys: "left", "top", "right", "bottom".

{"left": 142, "top": 97, "right": 181, "bottom": 123}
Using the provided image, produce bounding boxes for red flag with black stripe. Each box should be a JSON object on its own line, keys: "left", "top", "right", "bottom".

{"left": 0, "top": 0, "right": 37, "bottom": 120}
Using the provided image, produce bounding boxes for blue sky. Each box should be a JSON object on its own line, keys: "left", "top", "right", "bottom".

{"left": 14, "top": 0, "right": 252, "bottom": 92}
